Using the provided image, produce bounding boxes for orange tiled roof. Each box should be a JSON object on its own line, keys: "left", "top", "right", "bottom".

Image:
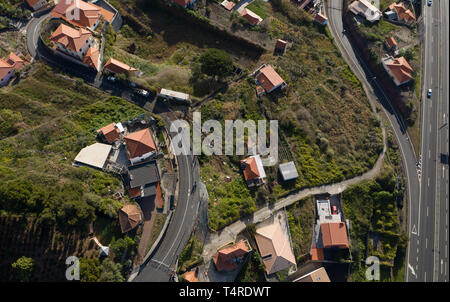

{"left": 256, "top": 65, "right": 285, "bottom": 92}
{"left": 52, "top": 0, "right": 102, "bottom": 29}
{"left": 155, "top": 181, "right": 164, "bottom": 209}
{"left": 241, "top": 8, "right": 263, "bottom": 25}
{"left": 5, "top": 53, "right": 25, "bottom": 70}
{"left": 104, "top": 57, "right": 137, "bottom": 74}
{"left": 389, "top": 2, "right": 415, "bottom": 23}
{"left": 212, "top": 241, "right": 249, "bottom": 272}
{"left": 124, "top": 128, "right": 156, "bottom": 159}
{"left": 321, "top": 222, "right": 349, "bottom": 249}
{"left": 385, "top": 36, "right": 397, "bottom": 48}
{"left": 172, "top": 0, "right": 191, "bottom": 7}
{"left": 183, "top": 270, "right": 199, "bottom": 282}
{"left": 83, "top": 47, "right": 100, "bottom": 71}
{"left": 128, "top": 187, "right": 141, "bottom": 198}
{"left": 296, "top": 267, "right": 331, "bottom": 282}
{"left": 221, "top": 0, "right": 236, "bottom": 11}
{"left": 50, "top": 24, "right": 92, "bottom": 53}
{"left": 310, "top": 247, "right": 324, "bottom": 261}
{"left": 0, "top": 59, "right": 13, "bottom": 81}
{"left": 386, "top": 56, "right": 413, "bottom": 85}
{"left": 97, "top": 122, "right": 120, "bottom": 143}
{"left": 241, "top": 157, "right": 260, "bottom": 181}
{"left": 26, "top": 0, "right": 43, "bottom": 8}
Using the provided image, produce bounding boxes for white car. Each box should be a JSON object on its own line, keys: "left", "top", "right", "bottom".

{"left": 427, "top": 89, "right": 432, "bottom": 98}
{"left": 136, "top": 89, "right": 149, "bottom": 97}
{"left": 107, "top": 76, "right": 115, "bottom": 82}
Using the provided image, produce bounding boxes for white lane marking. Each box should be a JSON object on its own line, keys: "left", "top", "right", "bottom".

{"left": 427, "top": 207, "right": 429, "bottom": 216}
{"left": 441, "top": 259, "right": 444, "bottom": 275}
{"left": 408, "top": 264, "right": 417, "bottom": 277}
{"left": 428, "top": 178, "right": 430, "bottom": 187}
{"left": 425, "top": 271, "right": 427, "bottom": 282}
{"left": 426, "top": 238, "right": 428, "bottom": 249}
{"left": 429, "top": 150, "right": 431, "bottom": 158}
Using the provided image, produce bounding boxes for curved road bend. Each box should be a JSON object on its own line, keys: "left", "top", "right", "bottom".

{"left": 134, "top": 121, "right": 201, "bottom": 282}
{"left": 324, "top": 0, "right": 420, "bottom": 280}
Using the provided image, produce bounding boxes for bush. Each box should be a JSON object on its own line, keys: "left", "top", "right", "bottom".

{"left": 199, "top": 48, "right": 233, "bottom": 79}
{"left": 11, "top": 256, "right": 34, "bottom": 282}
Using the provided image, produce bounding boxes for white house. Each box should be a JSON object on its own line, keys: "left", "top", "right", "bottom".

{"left": 50, "top": 24, "right": 94, "bottom": 60}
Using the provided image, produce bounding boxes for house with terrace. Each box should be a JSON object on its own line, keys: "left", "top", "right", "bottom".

{"left": 51, "top": 0, "right": 115, "bottom": 31}
{"left": 103, "top": 57, "right": 137, "bottom": 75}
{"left": 0, "top": 52, "right": 27, "bottom": 87}
{"left": 348, "top": 0, "right": 382, "bottom": 23}
{"left": 97, "top": 122, "right": 124, "bottom": 144}
{"left": 126, "top": 160, "right": 163, "bottom": 208}
{"left": 124, "top": 128, "right": 156, "bottom": 165}
{"left": 49, "top": 23, "right": 95, "bottom": 60}
{"left": 240, "top": 155, "right": 266, "bottom": 188}
{"left": 212, "top": 240, "right": 250, "bottom": 273}
{"left": 385, "top": 2, "right": 415, "bottom": 25}
{"left": 240, "top": 8, "right": 263, "bottom": 26}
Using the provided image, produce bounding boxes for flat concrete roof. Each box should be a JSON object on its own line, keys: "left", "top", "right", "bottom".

{"left": 74, "top": 143, "right": 112, "bottom": 169}
{"left": 279, "top": 161, "right": 299, "bottom": 181}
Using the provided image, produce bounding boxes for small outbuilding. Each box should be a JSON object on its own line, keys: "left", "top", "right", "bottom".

{"left": 118, "top": 204, "right": 142, "bottom": 233}
{"left": 279, "top": 161, "right": 299, "bottom": 181}
{"left": 74, "top": 143, "right": 112, "bottom": 169}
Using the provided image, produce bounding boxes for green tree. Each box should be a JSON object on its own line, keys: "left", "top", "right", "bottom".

{"left": 98, "top": 259, "right": 124, "bottom": 282}
{"left": 11, "top": 256, "right": 34, "bottom": 282}
{"left": 80, "top": 258, "right": 101, "bottom": 282}
{"left": 110, "top": 236, "right": 135, "bottom": 262}
{"left": 199, "top": 48, "right": 233, "bottom": 79}
{"left": 0, "top": 109, "right": 23, "bottom": 138}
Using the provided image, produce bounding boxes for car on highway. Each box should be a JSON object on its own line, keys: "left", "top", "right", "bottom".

{"left": 427, "top": 0, "right": 432, "bottom": 6}
{"left": 107, "top": 76, "right": 115, "bottom": 82}
{"left": 427, "top": 88, "right": 432, "bottom": 98}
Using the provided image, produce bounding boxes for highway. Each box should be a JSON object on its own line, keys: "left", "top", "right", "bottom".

{"left": 413, "top": 0, "right": 449, "bottom": 282}
{"left": 324, "top": 0, "right": 420, "bottom": 280}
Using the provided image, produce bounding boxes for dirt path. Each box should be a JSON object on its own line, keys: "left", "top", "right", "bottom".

{"left": 133, "top": 196, "right": 157, "bottom": 266}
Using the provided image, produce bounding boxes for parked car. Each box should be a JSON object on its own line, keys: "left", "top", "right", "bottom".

{"left": 136, "top": 89, "right": 149, "bottom": 97}
{"left": 331, "top": 205, "right": 338, "bottom": 215}
{"left": 107, "top": 76, "right": 115, "bottom": 82}
{"left": 427, "top": 0, "right": 432, "bottom": 6}
{"left": 427, "top": 88, "right": 432, "bottom": 98}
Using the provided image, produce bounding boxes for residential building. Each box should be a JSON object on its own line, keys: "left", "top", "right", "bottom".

{"left": 26, "top": 0, "right": 47, "bottom": 11}
{"left": 240, "top": 8, "right": 263, "bottom": 26}
{"left": 348, "top": 0, "right": 382, "bottom": 23}
{"left": 275, "top": 39, "right": 287, "bottom": 53}
{"left": 51, "top": 0, "right": 115, "bottom": 30}
{"left": 387, "top": 2, "right": 415, "bottom": 25}
{"left": 183, "top": 270, "right": 199, "bottom": 282}
{"left": 103, "top": 57, "right": 137, "bottom": 75}
{"left": 381, "top": 55, "right": 413, "bottom": 86}
{"left": 221, "top": 0, "right": 235, "bottom": 11}
{"left": 212, "top": 240, "right": 250, "bottom": 272}
{"left": 83, "top": 47, "right": 101, "bottom": 71}
{"left": 118, "top": 204, "right": 142, "bottom": 233}
{"left": 49, "top": 23, "right": 94, "bottom": 60}
{"left": 124, "top": 128, "right": 156, "bottom": 164}
{"left": 172, "top": 0, "right": 197, "bottom": 9}
{"left": 279, "top": 161, "right": 299, "bottom": 182}
{"left": 74, "top": 142, "right": 112, "bottom": 169}
{"left": 127, "top": 160, "right": 162, "bottom": 203}
{"left": 97, "top": 122, "right": 123, "bottom": 144}
{"left": 314, "top": 12, "right": 328, "bottom": 25}
{"left": 157, "top": 88, "right": 191, "bottom": 103}
{"left": 0, "top": 60, "right": 14, "bottom": 87}
{"left": 4, "top": 52, "right": 25, "bottom": 70}
{"left": 255, "top": 65, "right": 287, "bottom": 93}
{"left": 320, "top": 222, "right": 349, "bottom": 249}
{"left": 385, "top": 36, "right": 398, "bottom": 50}
{"left": 240, "top": 155, "right": 266, "bottom": 187}
{"left": 254, "top": 221, "right": 296, "bottom": 275}
{"left": 293, "top": 267, "right": 331, "bottom": 282}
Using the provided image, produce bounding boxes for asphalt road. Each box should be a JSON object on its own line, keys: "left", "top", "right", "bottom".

{"left": 411, "top": 0, "right": 449, "bottom": 282}
{"left": 324, "top": 0, "right": 420, "bottom": 280}
{"left": 134, "top": 123, "right": 201, "bottom": 282}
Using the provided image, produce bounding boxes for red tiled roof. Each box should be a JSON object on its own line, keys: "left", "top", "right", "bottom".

{"left": 155, "top": 182, "right": 163, "bottom": 209}
{"left": 26, "top": 0, "right": 43, "bottom": 8}
{"left": 97, "top": 122, "right": 120, "bottom": 143}
{"left": 321, "top": 222, "right": 349, "bottom": 249}
{"left": 124, "top": 128, "right": 156, "bottom": 159}
{"left": 5, "top": 53, "right": 25, "bottom": 70}
{"left": 83, "top": 47, "right": 100, "bottom": 71}
{"left": 241, "top": 157, "right": 260, "bottom": 181}
{"left": 128, "top": 187, "right": 141, "bottom": 198}
{"left": 386, "top": 56, "right": 413, "bottom": 85}
{"left": 172, "top": 0, "right": 191, "bottom": 7}
{"left": 183, "top": 270, "right": 199, "bottom": 282}
{"left": 385, "top": 36, "right": 397, "bottom": 48}
{"left": 310, "top": 247, "right": 324, "bottom": 261}
{"left": 50, "top": 24, "right": 92, "bottom": 53}
{"left": 275, "top": 39, "right": 287, "bottom": 49}
{"left": 314, "top": 13, "right": 328, "bottom": 24}
{"left": 0, "top": 59, "right": 13, "bottom": 81}
{"left": 221, "top": 0, "right": 235, "bottom": 11}
{"left": 389, "top": 2, "right": 415, "bottom": 23}
{"left": 104, "top": 57, "right": 137, "bottom": 74}
{"left": 241, "top": 8, "right": 263, "bottom": 25}
{"left": 212, "top": 241, "right": 249, "bottom": 272}
{"left": 118, "top": 204, "right": 141, "bottom": 233}
{"left": 52, "top": 0, "right": 102, "bottom": 29}
{"left": 256, "top": 65, "right": 285, "bottom": 92}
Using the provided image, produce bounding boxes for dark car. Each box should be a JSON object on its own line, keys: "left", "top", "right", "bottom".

{"left": 427, "top": 0, "right": 432, "bottom": 6}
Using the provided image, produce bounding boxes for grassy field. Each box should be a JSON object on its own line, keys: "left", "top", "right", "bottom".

{"left": 246, "top": 0, "right": 271, "bottom": 20}
{"left": 0, "top": 64, "right": 146, "bottom": 280}
{"left": 145, "top": 213, "right": 167, "bottom": 255}
{"left": 198, "top": 1, "right": 383, "bottom": 230}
